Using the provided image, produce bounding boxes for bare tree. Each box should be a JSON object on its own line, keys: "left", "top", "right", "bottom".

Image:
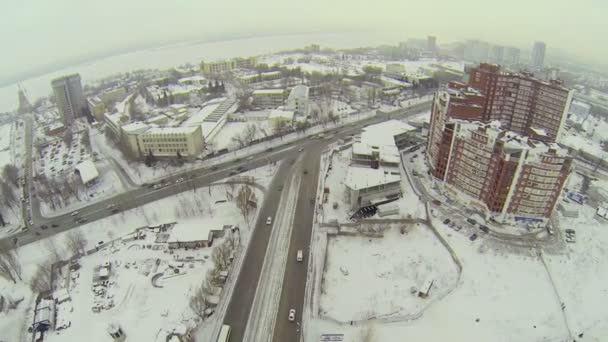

{"left": 0, "top": 247, "right": 22, "bottom": 284}
{"left": 235, "top": 185, "right": 257, "bottom": 224}
{"left": 0, "top": 181, "right": 16, "bottom": 207}
{"left": 65, "top": 230, "right": 87, "bottom": 258}
{"left": 30, "top": 261, "right": 53, "bottom": 293}
{"left": 2, "top": 165, "right": 20, "bottom": 187}
{"left": 63, "top": 129, "right": 73, "bottom": 147}
{"left": 211, "top": 243, "right": 231, "bottom": 271}
{"left": 44, "top": 239, "right": 62, "bottom": 262}
{"left": 189, "top": 285, "right": 208, "bottom": 321}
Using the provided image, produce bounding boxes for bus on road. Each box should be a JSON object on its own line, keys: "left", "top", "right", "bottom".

{"left": 217, "top": 325, "right": 231, "bottom": 342}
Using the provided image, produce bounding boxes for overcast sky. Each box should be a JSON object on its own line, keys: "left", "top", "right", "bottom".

{"left": 1, "top": 0, "right": 606, "bottom": 81}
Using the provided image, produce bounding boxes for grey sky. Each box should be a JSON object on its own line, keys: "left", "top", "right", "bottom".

{"left": 1, "top": 0, "right": 606, "bottom": 80}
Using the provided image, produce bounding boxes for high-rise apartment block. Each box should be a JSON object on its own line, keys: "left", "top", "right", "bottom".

{"left": 427, "top": 63, "right": 573, "bottom": 225}
{"left": 530, "top": 41, "right": 546, "bottom": 70}
{"left": 52, "top": 74, "right": 86, "bottom": 125}
{"left": 466, "top": 63, "right": 572, "bottom": 142}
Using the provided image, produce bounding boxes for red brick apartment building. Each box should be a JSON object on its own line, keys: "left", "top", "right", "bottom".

{"left": 426, "top": 64, "right": 573, "bottom": 225}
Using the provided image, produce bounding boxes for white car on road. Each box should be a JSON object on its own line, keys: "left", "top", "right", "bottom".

{"left": 266, "top": 216, "right": 272, "bottom": 225}
{"left": 288, "top": 309, "right": 296, "bottom": 322}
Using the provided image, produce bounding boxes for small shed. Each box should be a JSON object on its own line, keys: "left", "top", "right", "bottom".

{"left": 167, "top": 221, "right": 224, "bottom": 249}
{"left": 418, "top": 278, "right": 434, "bottom": 298}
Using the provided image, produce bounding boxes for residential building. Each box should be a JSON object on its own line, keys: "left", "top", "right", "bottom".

{"left": 504, "top": 47, "right": 521, "bottom": 66}
{"left": 201, "top": 57, "right": 257, "bottom": 74}
{"left": 530, "top": 41, "right": 546, "bottom": 70}
{"left": 466, "top": 63, "right": 572, "bottom": 142}
{"left": 98, "top": 87, "right": 127, "bottom": 107}
{"left": 464, "top": 40, "right": 490, "bottom": 63}
{"left": 427, "top": 86, "right": 573, "bottom": 224}
{"left": 268, "top": 109, "right": 294, "bottom": 131}
{"left": 52, "top": 74, "right": 86, "bottom": 125}
{"left": 427, "top": 36, "right": 437, "bottom": 53}
{"left": 252, "top": 89, "right": 285, "bottom": 109}
{"left": 286, "top": 85, "right": 310, "bottom": 115}
{"left": 489, "top": 45, "right": 504, "bottom": 64}
{"left": 87, "top": 96, "right": 106, "bottom": 122}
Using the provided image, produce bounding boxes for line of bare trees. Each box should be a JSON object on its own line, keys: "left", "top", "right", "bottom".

{"left": 235, "top": 185, "right": 257, "bottom": 228}
{"left": 230, "top": 123, "right": 259, "bottom": 149}
{"left": 189, "top": 232, "right": 239, "bottom": 321}
{"left": 33, "top": 174, "right": 85, "bottom": 211}
{"left": 0, "top": 243, "right": 22, "bottom": 284}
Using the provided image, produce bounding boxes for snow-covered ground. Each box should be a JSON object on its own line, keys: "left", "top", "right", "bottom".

{"left": 35, "top": 132, "right": 90, "bottom": 179}
{"left": 0, "top": 163, "right": 278, "bottom": 342}
{"left": 209, "top": 120, "right": 272, "bottom": 151}
{"left": 320, "top": 226, "right": 459, "bottom": 323}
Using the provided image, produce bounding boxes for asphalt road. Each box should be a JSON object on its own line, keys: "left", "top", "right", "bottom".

{"left": 221, "top": 151, "right": 299, "bottom": 342}
{"left": 271, "top": 142, "right": 322, "bottom": 342}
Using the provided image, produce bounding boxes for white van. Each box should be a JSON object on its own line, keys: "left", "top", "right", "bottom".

{"left": 296, "top": 250, "right": 303, "bottom": 262}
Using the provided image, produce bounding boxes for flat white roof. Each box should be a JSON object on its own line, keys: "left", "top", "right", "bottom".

{"left": 144, "top": 125, "right": 200, "bottom": 135}
{"left": 75, "top": 160, "right": 99, "bottom": 184}
{"left": 268, "top": 109, "right": 294, "bottom": 120}
{"left": 253, "top": 89, "right": 285, "bottom": 95}
{"left": 121, "top": 121, "right": 150, "bottom": 134}
{"left": 344, "top": 166, "right": 401, "bottom": 191}
{"left": 168, "top": 221, "right": 219, "bottom": 244}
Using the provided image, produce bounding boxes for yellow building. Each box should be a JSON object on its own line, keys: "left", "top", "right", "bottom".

{"left": 201, "top": 57, "right": 257, "bottom": 75}
{"left": 87, "top": 96, "right": 106, "bottom": 122}
{"left": 252, "top": 89, "right": 285, "bottom": 109}
{"left": 120, "top": 122, "right": 204, "bottom": 159}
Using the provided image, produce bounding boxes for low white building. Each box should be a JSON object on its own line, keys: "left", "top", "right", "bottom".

{"left": 268, "top": 109, "right": 294, "bottom": 130}
{"left": 167, "top": 221, "right": 223, "bottom": 249}
{"left": 287, "top": 85, "right": 310, "bottom": 115}
{"left": 74, "top": 160, "right": 99, "bottom": 186}
{"left": 252, "top": 89, "right": 285, "bottom": 109}
{"left": 344, "top": 166, "right": 402, "bottom": 210}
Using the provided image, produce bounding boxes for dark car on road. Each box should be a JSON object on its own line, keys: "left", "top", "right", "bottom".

{"left": 443, "top": 218, "right": 451, "bottom": 225}
{"left": 40, "top": 225, "right": 48, "bottom": 230}
{"left": 469, "top": 233, "right": 478, "bottom": 241}
{"left": 51, "top": 224, "right": 59, "bottom": 228}
{"left": 467, "top": 218, "right": 477, "bottom": 226}
{"left": 479, "top": 225, "right": 489, "bottom": 233}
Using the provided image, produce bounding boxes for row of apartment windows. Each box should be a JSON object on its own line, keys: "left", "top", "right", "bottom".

{"left": 144, "top": 143, "right": 188, "bottom": 149}
{"left": 529, "top": 167, "right": 561, "bottom": 177}
{"left": 527, "top": 173, "right": 560, "bottom": 184}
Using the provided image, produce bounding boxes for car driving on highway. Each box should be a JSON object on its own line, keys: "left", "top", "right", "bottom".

{"left": 288, "top": 309, "right": 296, "bottom": 322}
{"left": 266, "top": 216, "right": 272, "bottom": 225}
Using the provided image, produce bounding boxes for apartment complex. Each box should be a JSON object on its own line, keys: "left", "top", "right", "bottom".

{"left": 429, "top": 119, "right": 571, "bottom": 224}
{"left": 530, "top": 41, "right": 546, "bottom": 70}
{"left": 461, "top": 63, "right": 572, "bottom": 142}
{"left": 52, "top": 74, "right": 86, "bottom": 125}
{"left": 427, "top": 75, "right": 573, "bottom": 224}
{"left": 201, "top": 57, "right": 257, "bottom": 75}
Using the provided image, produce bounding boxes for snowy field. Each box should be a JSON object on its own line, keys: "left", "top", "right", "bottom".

{"left": 0, "top": 163, "right": 277, "bottom": 342}
{"left": 320, "top": 226, "right": 459, "bottom": 323}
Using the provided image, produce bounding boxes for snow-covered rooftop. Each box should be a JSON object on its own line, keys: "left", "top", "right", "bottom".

{"left": 167, "top": 221, "right": 220, "bottom": 244}
{"left": 268, "top": 109, "right": 294, "bottom": 120}
{"left": 145, "top": 125, "right": 200, "bottom": 135}
{"left": 344, "top": 166, "right": 401, "bottom": 191}
{"left": 253, "top": 89, "right": 285, "bottom": 95}
{"left": 288, "top": 85, "right": 309, "bottom": 100}
{"left": 121, "top": 122, "right": 150, "bottom": 134}
{"left": 75, "top": 160, "right": 99, "bottom": 184}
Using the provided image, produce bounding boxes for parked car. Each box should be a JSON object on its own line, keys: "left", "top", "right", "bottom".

{"left": 175, "top": 178, "right": 184, "bottom": 183}
{"left": 288, "top": 309, "right": 296, "bottom": 322}
{"left": 469, "top": 233, "right": 478, "bottom": 241}
{"left": 51, "top": 224, "right": 59, "bottom": 228}
{"left": 443, "top": 218, "right": 451, "bottom": 225}
{"left": 70, "top": 211, "right": 79, "bottom": 217}
{"left": 479, "top": 225, "right": 489, "bottom": 233}
{"left": 466, "top": 218, "right": 477, "bottom": 226}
